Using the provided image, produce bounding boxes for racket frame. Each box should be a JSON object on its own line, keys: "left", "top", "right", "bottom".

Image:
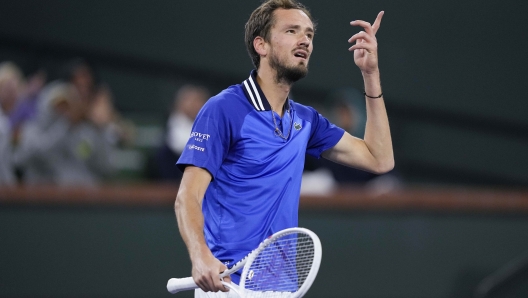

{"left": 239, "top": 227, "right": 322, "bottom": 298}
{"left": 167, "top": 227, "right": 322, "bottom": 297}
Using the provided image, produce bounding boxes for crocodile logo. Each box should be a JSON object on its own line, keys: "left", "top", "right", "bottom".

{"left": 294, "top": 122, "right": 302, "bottom": 130}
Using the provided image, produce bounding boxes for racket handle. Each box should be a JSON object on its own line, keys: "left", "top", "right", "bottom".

{"left": 167, "top": 277, "right": 198, "bottom": 294}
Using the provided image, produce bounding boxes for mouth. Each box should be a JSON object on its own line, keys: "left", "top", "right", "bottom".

{"left": 293, "top": 49, "right": 309, "bottom": 60}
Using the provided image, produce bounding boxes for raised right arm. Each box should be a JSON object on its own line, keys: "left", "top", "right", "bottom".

{"left": 174, "top": 166, "right": 231, "bottom": 292}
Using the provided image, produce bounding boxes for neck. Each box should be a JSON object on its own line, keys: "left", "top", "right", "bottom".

{"left": 256, "top": 64, "right": 291, "bottom": 117}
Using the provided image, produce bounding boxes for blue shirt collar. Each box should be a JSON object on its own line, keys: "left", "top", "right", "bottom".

{"left": 241, "top": 70, "right": 291, "bottom": 112}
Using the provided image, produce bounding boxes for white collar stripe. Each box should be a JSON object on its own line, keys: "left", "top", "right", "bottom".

{"left": 243, "top": 80, "right": 261, "bottom": 111}
{"left": 248, "top": 76, "right": 266, "bottom": 111}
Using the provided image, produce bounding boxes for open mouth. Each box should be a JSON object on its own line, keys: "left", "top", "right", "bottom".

{"left": 293, "top": 50, "right": 308, "bottom": 59}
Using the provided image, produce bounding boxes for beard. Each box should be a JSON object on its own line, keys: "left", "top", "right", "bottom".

{"left": 269, "top": 49, "right": 308, "bottom": 85}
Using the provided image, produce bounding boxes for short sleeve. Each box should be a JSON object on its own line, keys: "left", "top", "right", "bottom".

{"left": 305, "top": 107, "right": 344, "bottom": 158}
{"left": 176, "top": 99, "right": 231, "bottom": 178}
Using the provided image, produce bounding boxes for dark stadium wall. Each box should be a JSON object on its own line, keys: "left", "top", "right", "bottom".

{"left": 1, "top": 206, "right": 528, "bottom": 298}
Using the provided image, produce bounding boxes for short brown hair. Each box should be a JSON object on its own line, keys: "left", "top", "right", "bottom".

{"left": 244, "top": 0, "right": 316, "bottom": 69}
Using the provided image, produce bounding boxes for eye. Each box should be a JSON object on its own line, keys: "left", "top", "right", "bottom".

{"left": 286, "top": 29, "right": 295, "bottom": 34}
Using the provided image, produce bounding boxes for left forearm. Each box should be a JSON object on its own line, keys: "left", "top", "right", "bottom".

{"left": 362, "top": 70, "right": 394, "bottom": 172}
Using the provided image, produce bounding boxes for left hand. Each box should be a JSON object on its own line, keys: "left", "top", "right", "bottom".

{"left": 88, "top": 86, "right": 115, "bottom": 128}
{"left": 348, "top": 11, "right": 384, "bottom": 74}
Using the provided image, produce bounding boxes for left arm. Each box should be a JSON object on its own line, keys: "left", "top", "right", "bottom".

{"left": 322, "top": 11, "right": 394, "bottom": 174}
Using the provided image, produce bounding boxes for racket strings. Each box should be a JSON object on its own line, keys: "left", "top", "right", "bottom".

{"left": 243, "top": 233, "right": 315, "bottom": 297}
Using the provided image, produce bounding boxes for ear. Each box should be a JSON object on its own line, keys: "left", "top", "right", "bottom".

{"left": 253, "top": 36, "right": 268, "bottom": 57}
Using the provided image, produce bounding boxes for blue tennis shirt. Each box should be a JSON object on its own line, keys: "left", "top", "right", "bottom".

{"left": 177, "top": 70, "right": 344, "bottom": 283}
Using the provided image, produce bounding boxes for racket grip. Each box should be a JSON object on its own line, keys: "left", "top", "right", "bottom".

{"left": 167, "top": 277, "right": 198, "bottom": 294}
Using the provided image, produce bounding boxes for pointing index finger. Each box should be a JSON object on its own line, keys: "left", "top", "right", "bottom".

{"left": 372, "top": 11, "right": 384, "bottom": 34}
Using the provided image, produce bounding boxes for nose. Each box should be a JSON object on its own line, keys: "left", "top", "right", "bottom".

{"left": 298, "top": 34, "right": 311, "bottom": 47}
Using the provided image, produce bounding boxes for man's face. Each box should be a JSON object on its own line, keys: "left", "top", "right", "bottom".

{"left": 267, "top": 9, "right": 314, "bottom": 84}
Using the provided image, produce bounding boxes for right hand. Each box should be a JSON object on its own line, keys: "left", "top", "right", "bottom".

{"left": 191, "top": 251, "right": 232, "bottom": 292}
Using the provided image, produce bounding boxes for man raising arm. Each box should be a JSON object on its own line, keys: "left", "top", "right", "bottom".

{"left": 174, "top": 1, "right": 393, "bottom": 297}
{"left": 323, "top": 11, "right": 394, "bottom": 174}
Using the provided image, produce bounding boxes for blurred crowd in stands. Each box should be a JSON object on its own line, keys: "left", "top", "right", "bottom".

{"left": 0, "top": 59, "right": 134, "bottom": 187}
{"left": 0, "top": 58, "right": 399, "bottom": 193}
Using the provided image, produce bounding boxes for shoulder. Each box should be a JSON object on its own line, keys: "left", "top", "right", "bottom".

{"left": 291, "top": 100, "right": 320, "bottom": 121}
{"left": 196, "top": 84, "right": 255, "bottom": 132}
{"left": 201, "top": 85, "right": 252, "bottom": 115}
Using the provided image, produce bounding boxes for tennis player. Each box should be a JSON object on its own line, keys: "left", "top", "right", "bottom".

{"left": 175, "top": 0, "right": 393, "bottom": 296}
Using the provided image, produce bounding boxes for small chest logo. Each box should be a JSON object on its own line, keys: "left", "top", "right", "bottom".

{"left": 294, "top": 122, "right": 302, "bottom": 130}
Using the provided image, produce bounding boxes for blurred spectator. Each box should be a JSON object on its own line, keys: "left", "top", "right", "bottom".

{"left": 64, "top": 58, "right": 97, "bottom": 103}
{"left": 89, "top": 83, "right": 135, "bottom": 148}
{"left": 14, "top": 81, "right": 116, "bottom": 187}
{"left": 9, "top": 69, "right": 47, "bottom": 143}
{"left": 0, "top": 62, "right": 25, "bottom": 120}
{"left": 65, "top": 58, "right": 135, "bottom": 147}
{"left": 154, "top": 84, "right": 209, "bottom": 180}
{"left": 302, "top": 88, "right": 401, "bottom": 195}
{"left": 0, "top": 61, "right": 25, "bottom": 186}
{"left": 13, "top": 58, "right": 137, "bottom": 186}
{"left": 0, "top": 94, "right": 15, "bottom": 186}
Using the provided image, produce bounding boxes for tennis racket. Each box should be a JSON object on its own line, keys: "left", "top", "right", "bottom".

{"left": 167, "top": 227, "right": 322, "bottom": 298}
